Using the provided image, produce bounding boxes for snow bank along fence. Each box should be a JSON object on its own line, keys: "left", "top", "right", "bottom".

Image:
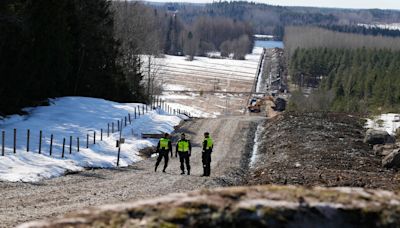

{"left": 0, "top": 97, "right": 193, "bottom": 166}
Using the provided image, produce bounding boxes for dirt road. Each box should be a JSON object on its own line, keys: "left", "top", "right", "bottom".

{"left": 0, "top": 116, "right": 264, "bottom": 227}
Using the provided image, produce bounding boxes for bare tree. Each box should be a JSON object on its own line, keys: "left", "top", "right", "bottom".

{"left": 113, "top": 1, "right": 165, "bottom": 99}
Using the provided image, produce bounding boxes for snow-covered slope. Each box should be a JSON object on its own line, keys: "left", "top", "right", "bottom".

{"left": 0, "top": 97, "right": 185, "bottom": 182}
{"left": 366, "top": 113, "right": 400, "bottom": 135}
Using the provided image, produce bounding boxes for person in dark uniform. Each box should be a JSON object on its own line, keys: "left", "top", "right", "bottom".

{"left": 202, "top": 132, "right": 213, "bottom": 177}
{"left": 155, "top": 133, "right": 172, "bottom": 173}
{"left": 176, "top": 133, "right": 192, "bottom": 175}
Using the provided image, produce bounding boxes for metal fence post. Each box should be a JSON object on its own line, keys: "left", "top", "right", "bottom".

{"left": 62, "top": 138, "right": 65, "bottom": 158}
{"left": 38, "top": 130, "right": 42, "bottom": 154}
{"left": 13, "top": 129, "right": 16, "bottom": 154}
{"left": 27, "top": 129, "right": 30, "bottom": 152}
{"left": 69, "top": 136, "right": 72, "bottom": 154}
{"left": 1, "top": 131, "right": 4, "bottom": 156}
{"left": 49, "top": 134, "right": 53, "bottom": 156}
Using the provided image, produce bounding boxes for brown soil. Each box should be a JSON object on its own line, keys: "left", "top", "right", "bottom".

{"left": 248, "top": 112, "right": 400, "bottom": 190}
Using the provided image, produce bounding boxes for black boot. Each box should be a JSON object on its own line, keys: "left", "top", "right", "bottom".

{"left": 181, "top": 171, "right": 185, "bottom": 175}
{"left": 187, "top": 170, "right": 190, "bottom": 175}
{"left": 202, "top": 167, "right": 207, "bottom": 177}
{"left": 155, "top": 165, "right": 158, "bottom": 172}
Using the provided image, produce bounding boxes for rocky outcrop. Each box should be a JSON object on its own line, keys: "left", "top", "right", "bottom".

{"left": 20, "top": 185, "right": 400, "bottom": 228}
{"left": 364, "top": 129, "right": 395, "bottom": 145}
{"left": 374, "top": 144, "right": 400, "bottom": 157}
{"left": 382, "top": 148, "right": 400, "bottom": 169}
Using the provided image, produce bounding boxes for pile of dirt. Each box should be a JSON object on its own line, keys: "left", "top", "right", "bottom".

{"left": 20, "top": 185, "right": 400, "bottom": 227}
{"left": 248, "top": 112, "right": 400, "bottom": 190}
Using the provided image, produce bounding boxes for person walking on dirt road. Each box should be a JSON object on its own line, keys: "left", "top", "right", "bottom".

{"left": 155, "top": 133, "right": 172, "bottom": 173}
{"left": 202, "top": 132, "right": 213, "bottom": 177}
{"left": 176, "top": 133, "right": 192, "bottom": 175}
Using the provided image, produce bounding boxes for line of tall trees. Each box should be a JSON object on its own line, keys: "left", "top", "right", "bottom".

{"left": 285, "top": 26, "right": 400, "bottom": 59}
{"left": 320, "top": 24, "right": 400, "bottom": 38}
{"left": 289, "top": 48, "right": 400, "bottom": 113}
{"left": 150, "top": 1, "right": 400, "bottom": 39}
{"left": 0, "top": 0, "right": 145, "bottom": 116}
{"left": 285, "top": 27, "right": 400, "bottom": 113}
{"left": 112, "top": 1, "right": 254, "bottom": 61}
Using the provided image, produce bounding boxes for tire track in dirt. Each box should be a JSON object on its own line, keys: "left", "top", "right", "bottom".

{"left": 0, "top": 116, "right": 265, "bottom": 227}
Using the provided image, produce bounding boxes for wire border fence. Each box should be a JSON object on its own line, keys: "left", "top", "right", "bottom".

{"left": 0, "top": 97, "right": 192, "bottom": 166}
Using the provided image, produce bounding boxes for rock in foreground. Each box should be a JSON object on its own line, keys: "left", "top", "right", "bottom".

{"left": 382, "top": 148, "right": 400, "bottom": 168}
{"left": 364, "top": 129, "right": 395, "bottom": 145}
{"left": 20, "top": 185, "right": 400, "bottom": 228}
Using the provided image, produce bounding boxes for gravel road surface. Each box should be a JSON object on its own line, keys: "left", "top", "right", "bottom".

{"left": 0, "top": 116, "right": 264, "bottom": 227}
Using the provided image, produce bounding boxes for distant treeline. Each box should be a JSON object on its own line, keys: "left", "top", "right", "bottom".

{"left": 320, "top": 24, "right": 400, "bottom": 37}
{"left": 285, "top": 26, "right": 400, "bottom": 59}
{"left": 286, "top": 26, "right": 400, "bottom": 112}
{"left": 289, "top": 48, "right": 400, "bottom": 112}
{"left": 0, "top": 0, "right": 145, "bottom": 116}
{"left": 112, "top": 2, "right": 254, "bottom": 60}
{"left": 150, "top": 1, "right": 400, "bottom": 39}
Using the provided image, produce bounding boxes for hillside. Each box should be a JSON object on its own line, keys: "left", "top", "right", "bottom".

{"left": 248, "top": 112, "right": 400, "bottom": 190}
{"left": 143, "top": 47, "right": 265, "bottom": 117}
{"left": 0, "top": 97, "right": 184, "bottom": 182}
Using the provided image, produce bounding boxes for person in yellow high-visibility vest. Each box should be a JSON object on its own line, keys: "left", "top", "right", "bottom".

{"left": 155, "top": 133, "right": 172, "bottom": 173}
{"left": 202, "top": 132, "right": 213, "bottom": 177}
{"left": 175, "top": 133, "right": 192, "bottom": 175}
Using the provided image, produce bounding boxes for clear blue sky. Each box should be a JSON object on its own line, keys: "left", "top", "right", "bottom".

{"left": 147, "top": 0, "right": 400, "bottom": 10}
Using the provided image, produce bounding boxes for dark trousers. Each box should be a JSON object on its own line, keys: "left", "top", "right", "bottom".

{"left": 178, "top": 152, "right": 190, "bottom": 172}
{"left": 155, "top": 150, "right": 169, "bottom": 171}
{"left": 202, "top": 151, "right": 212, "bottom": 176}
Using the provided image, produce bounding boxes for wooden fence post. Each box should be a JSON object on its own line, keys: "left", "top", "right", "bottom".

{"left": 124, "top": 116, "right": 127, "bottom": 127}
{"left": 50, "top": 134, "right": 53, "bottom": 156}
{"left": 39, "top": 130, "right": 42, "bottom": 154}
{"left": 1, "top": 131, "right": 4, "bottom": 156}
{"left": 112, "top": 122, "right": 114, "bottom": 133}
{"left": 101, "top": 129, "right": 103, "bottom": 141}
{"left": 107, "top": 123, "right": 110, "bottom": 137}
{"left": 27, "top": 129, "right": 30, "bottom": 152}
{"left": 128, "top": 113, "right": 131, "bottom": 124}
{"left": 62, "top": 138, "right": 65, "bottom": 158}
{"left": 117, "top": 120, "right": 120, "bottom": 131}
{"left": 13, "top": 129, "right": 16, "bottom": 154}
{"left": 86, "top": 134, "right": 89, "bottom": 148}
{"left": 77, "top": 137, "right": 80, "bottom": 152}
{"left": 93, "top": 131, "right": 96, "bottom": 144}
{"left": 69, "top": 136, "right": 72, "bottom": 154}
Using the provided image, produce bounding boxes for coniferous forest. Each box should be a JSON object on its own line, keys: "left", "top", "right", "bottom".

{"left": 287, "top": 27, "right": 400, "bottom": 113}
{"left": 0, "top": 0, "right": 144, "bottom": 116}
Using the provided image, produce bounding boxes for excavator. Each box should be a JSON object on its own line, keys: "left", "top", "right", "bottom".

{"left": 247, "top": 95, "right": 286, "bottom": 113}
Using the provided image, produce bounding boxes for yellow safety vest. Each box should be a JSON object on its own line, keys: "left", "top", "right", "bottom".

{"left": 178, "top": 140, "right": 189, "bottom": 152}
{"left": 159, "top": 138, "right": 170, "bottom": 150}
{"left": 205, "top": 137, "right": 213, "bottom": 150}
